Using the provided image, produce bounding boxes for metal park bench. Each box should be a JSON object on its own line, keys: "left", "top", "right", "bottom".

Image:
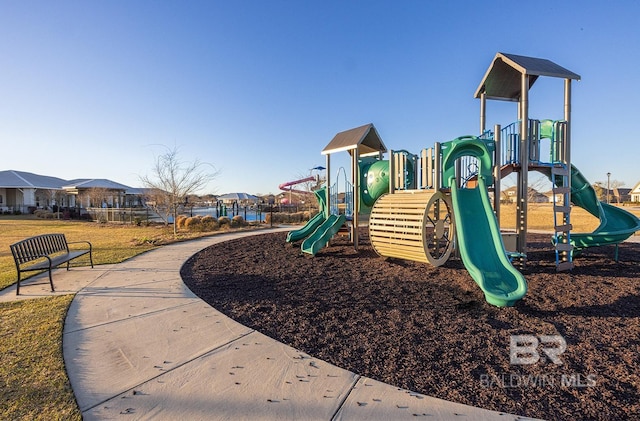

{"left": 10, "top": 233, "right": 93, "bottom": 295}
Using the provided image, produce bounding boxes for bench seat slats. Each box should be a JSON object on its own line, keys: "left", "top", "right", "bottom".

{"left": 10, "top": 233, "right": 93, "bottom": 295}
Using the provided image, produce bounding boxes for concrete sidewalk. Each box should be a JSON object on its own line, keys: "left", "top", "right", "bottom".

{"left": 2, "top": 228, "right": 537, "bottom": 420}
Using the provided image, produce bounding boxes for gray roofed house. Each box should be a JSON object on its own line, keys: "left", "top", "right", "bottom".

{"left": 0, "top": 170, "right": 142, "bottom": 213}
{"left": 64, "top": 178, "right": 134, "bottom": 191}
{"left": 0, "top": 170, "right": 68, "bottom": 212}
{"left": 613, "top": 187, "right": 632, "bottom": 204}
{"left": 0, "top": 170, "right": 67, "bottom": 189}
{"left": 62, "top": 178, "right": 141, "bottom": 208}
{"left": 217, "top": 192, "right": 259, "bottom": 205}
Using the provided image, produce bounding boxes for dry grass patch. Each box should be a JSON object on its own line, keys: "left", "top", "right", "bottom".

{"left": 0, "top": 218, "right": 262, "bottom": 290}
{"left": 0, "top": 295, "right": 81, "bottom": 420}
{"left": 0, "top": 219, "right": 164, "bottom": 290}
{"left": 498, "top": 203, "right": 640, "bottom": 233}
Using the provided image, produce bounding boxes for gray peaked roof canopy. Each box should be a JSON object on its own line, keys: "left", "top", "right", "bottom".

{"left": 0, "top": 170, "right": 68, "bottom": 189}
{"left": 321, "top": 123, "right": 387, "bottom": 156}
{"left": 63, "top": 179, "right": 133, "bottom": 191}
{"left": 474, "top": 52, "right": 581, "bottom": 101}
{"left": 217, "top": 192, "right": 259, "bottom": 201}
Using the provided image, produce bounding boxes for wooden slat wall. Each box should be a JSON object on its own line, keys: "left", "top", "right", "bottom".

{"left": 369, "top": 191, "right": 435, "bottom": 263}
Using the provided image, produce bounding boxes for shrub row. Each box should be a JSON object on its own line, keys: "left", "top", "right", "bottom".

{"left": 33, "top": 210, "right": 62, "bottom": 219}
{"left": 175, "top": 214, "right": 249, "bottom": 232}
{"left": 265, "top": 211, "right": 314, "bottom": 224}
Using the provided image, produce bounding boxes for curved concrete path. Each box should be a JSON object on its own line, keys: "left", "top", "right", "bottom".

{"left": 2, "top": 228, "right": 539, "bottom": 420}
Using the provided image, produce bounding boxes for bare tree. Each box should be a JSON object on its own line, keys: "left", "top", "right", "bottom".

{"left": 39, "top": 189, "right": 67, "bottom": 217}
{"left": 140, "top": 146, "right": 218, "bottom": 235}
{"left": 593, "top": 183, "right": 605, "bottom": 201}
{"left": 500, "top": 173, "right": 551, "bottom": 204}
{"left": 594, "top": 179, "right": 624, "bottom": 203}
{"left": 84, "top": 187, "right": 110, "bottom": 208}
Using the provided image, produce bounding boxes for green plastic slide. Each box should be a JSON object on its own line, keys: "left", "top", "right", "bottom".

{"left": 562, "top": 165, "right": 640, "bottom": 250}
{"left": 441, "top": 135, "right": 526, "bottom": 307}
{"left": 301, "top": 214, "right": 347, "bottom": 256}
{"left": 286, "top": 212, "right": 326, "bottom": 243}
{"left": 451, "top": 176, "right": 528, "bottom": 307}
{"left": 286, "top": 187, "right": 328, "bottom": 243}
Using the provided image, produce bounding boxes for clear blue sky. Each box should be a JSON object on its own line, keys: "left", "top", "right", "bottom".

{"left": 2, "top": 0, "right": 639, "bottom": 195}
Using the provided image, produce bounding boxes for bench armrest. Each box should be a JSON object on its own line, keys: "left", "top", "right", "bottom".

{"left": 67, "top": 240, "right": 92, "bottom": 250}
{"left": 16, "top": 253, "right": 53, "bottom": 268}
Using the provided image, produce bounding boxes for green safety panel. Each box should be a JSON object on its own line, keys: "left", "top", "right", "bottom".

{"left": 540, "top": 119, "right": 554, "bottom": 139}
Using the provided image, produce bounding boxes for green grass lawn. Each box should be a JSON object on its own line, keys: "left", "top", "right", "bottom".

{"left": 0, "top": 216, "right": 256, "bottom": 420}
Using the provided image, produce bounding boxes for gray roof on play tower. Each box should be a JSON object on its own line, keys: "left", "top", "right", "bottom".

{"left": 321, "top": 123, "right": 387, "bottom": 156}
{"left": 474, "top": 52, "right": 581, "bottom": 101}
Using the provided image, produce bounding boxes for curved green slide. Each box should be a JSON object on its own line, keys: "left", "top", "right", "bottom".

{"left": 443, "top": 136, "right": 527, "bottom": 307}
{"left": 286, "top": 187, "right": 328, "bottom": 243}
{"left": 301, "top": 214, "right": 347, "bottom": 256}
{"left": 562, "top": 165, "right": 640, "bottom": 250}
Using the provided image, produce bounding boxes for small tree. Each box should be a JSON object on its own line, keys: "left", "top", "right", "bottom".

{"left": 594, "top": 179, "right": 624, "bottom": 203}
{"left": 593, "top": 183, "right": 605, "bottom": 201}
{"left": 87, "top": 187, "right": 109, "bottom": 207}
{"left": 140, "top": 146, "right": 218, "bottom": 235}
{"left": 39, "top": 189, "right": 68, "bottom": 217}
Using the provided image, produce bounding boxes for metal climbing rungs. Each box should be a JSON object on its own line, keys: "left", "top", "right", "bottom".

{"left": 551, "top": 166, "right": 570, "bottom": 176}
{"left": 552, "top": 163, "right": 573, "bottom": 271}
{"left": 554, "top": 223, "right": 573, "bottom": 232}
{"left": 556, "top": 261, "right": 574, "bottom": 271}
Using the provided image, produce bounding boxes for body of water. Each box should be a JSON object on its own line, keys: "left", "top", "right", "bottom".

{"left": 190, "top": 207, "right": 264, "bottom": 222}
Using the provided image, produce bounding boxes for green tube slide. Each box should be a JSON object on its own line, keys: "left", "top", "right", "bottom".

{"left": 563, "top": 165, "right": 640, "bottom": 249}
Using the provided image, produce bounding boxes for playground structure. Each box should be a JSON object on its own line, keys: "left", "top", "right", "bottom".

{"left": 286, "top": 52, "right": 640, "bottom": 307}
{"left": 278, "top": 167, "right": 325, "bottom": 205}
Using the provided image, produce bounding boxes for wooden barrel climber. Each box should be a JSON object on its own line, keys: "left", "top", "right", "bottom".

{"left": 369, "top": 190, "right": 455, "bottom": 266}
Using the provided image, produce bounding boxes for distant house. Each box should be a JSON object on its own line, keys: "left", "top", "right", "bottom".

{"left": 501, "top": 186, "right": 517, "bottom": 203}
{"left": 613, "top": 187, "right": 631, "bottom": 203}
{"left": 0, "top": 170, "right": 68, "bottom": 212}
{"left": 63, "top": 179, "right": 142, "bottom": 208}
{"left": 543, "top": 190, "right": 566, "bottom": 205}
{"left": 217, "top": 192, "right": 259, "bottom": 207}
{"left": 631, "top": 182, "right": 640, "bottom": 203}
{"left": 502, "top": 186, "right": 547, "bottom": 203}
{"left": 0, "top": 169, "right": 143, "bottom": 213}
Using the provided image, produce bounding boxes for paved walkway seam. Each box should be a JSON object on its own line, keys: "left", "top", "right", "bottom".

{"left": 63, "top": 300, "right": 201, "bottom": 334}
{"left": 80, "top": 329, "right": 258, "bottom": 414}
{"left": 330, "top": 374, "right": 361, "bottom": 421}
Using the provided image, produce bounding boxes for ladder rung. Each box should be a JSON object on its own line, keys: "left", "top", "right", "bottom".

{"left": 553, "top": 186, "right": 570, "bottom": 194}
{"left": 555, "top": 243, "right": 573, "bottom": 251}
{"left": 554, "top": 206, "right": 571, "bottom": 213}
{"left": 552, "top": 166, "right": 569, "bottom": 176}
{"left": 555, "top": 224, "right": 573, "bottom": 232}
{"left": 556, "top": 261, "right": 574, "bottom": 271}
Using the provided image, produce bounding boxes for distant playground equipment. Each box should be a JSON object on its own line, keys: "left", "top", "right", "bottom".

{"left": 278, "top": 166, "right": 325, "bottom": 204}
{"left": 286, "top": 52, "right": 640, "bottom": 307}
